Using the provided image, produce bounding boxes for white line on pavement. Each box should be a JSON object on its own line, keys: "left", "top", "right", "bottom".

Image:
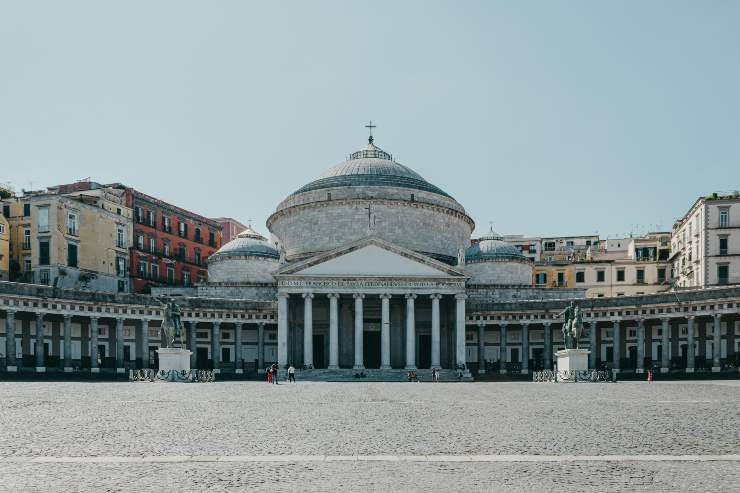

{"left": 1, "top": 455, "right": 739, "bottom": 464}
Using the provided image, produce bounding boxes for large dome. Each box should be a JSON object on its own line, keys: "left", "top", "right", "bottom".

{"left": 465, "top": 228, "right": 532, "bottom": 285}
{"left": 207, "top": 227, "right": 279, "bottom": 284}
{"left": 292, "top": 143, "right": 451, "bottom": 198}
{"left": 268, "top": 136, "right": 474, "bottom": 263}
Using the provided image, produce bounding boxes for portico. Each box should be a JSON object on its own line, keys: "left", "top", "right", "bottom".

{"left": 274, "top": 237, "right": 468, "bottom": 371}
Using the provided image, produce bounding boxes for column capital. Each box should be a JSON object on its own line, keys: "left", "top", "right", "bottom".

{"left": 379, "top": 293, "right": 392, "bottom": 300}
{"left": 278, "top": 292, "right": 290, "bottom": 300}
{"left": 477, "top": 320, "right": 485, "bottom": 327}
{"left": 213, "top": 320, "right": 221, "bottom": 327}
{"left": 713, "top": 313, "right": 722, "bottom": 321}
{"left": 686, "top": 314, "right": 695, "bottom": 321}
{"left": 499, "top": 321, "right": 508, "bottom": 328}
{"left": 5, "top": 308, "right": 17, "bottom": 317}
{"left": 141, "top": 318, "right": 149, "bottom": 327}
{"left": 326, "top": 293, "right": 340, "bottom": 300}
{"left": 302, "top": 292, "right": 314, "bottom": 299}
{"left": 636, "top": 318, "right": 644, "bottom": 327}
{"left": 89, "top": 315, "right": 100, "bottom": 322}
{"left": 353, "top": 293, "right": 365, "bottom": 300}
{"left": 543, "top": 321, "right": 552, "bottom": 327}
{"left": 405, "top": 293, "right": 417, "bottom": 300}
{"left": 520, "top": 321, "right": 530, "bottom": 327}
{"left": 257, "top": 321, "right": 266, "bottom": 327}
{"left": 454, "top": 293, "right": 467, "bottom": 301}
{"left": 63, "top": 314, "right": 73, "bottom": 321}
{"left": 35, "top": 312, "right": 44, "bottom": 322}
{"left": 235, "top": 321, "right": 244, "bottom": 328}
{"left": 429, "top": 293, "right": 443, "bottom": 301}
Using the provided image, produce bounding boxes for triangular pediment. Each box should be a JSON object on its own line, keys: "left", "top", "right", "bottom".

{"left": 277, "top": 237, "right": 466, "bottom": 278}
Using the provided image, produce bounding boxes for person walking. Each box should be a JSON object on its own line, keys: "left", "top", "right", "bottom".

{"left": 288, "top": 364, "right": 296, "bottom": 383}
{"left": 267, "top": 367, "right": 273, "bottom": 384}
{"left": 271, "top": 363, "right": 279, "bottom": 384}
{"left": 647, "top": 369, "right": 654, "bottom": 383}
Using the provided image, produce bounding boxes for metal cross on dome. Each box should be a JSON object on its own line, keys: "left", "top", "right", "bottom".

{"left": 365, "top": 120, "right": 376, "bottom": 144}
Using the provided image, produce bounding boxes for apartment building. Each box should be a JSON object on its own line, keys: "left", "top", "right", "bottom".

{"left": 212, "top": 217, "right": 248, "bottom": 244}
{"left": 671, "top": 193, "right": 740, "bottom": 288}
{"left": 502, "top": 235, "right": 542, "bottom": 262}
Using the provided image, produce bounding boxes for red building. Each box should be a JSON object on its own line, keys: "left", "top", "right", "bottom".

{"left": 115, "top": 186, "right": 222, "bottom": 294}
{"left": 211, "top": 217, "right": 248, "bottom": 244}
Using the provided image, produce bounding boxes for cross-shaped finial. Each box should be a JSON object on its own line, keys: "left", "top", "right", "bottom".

{"left": 365, "top": 120, "right": 376, "bottom": 144}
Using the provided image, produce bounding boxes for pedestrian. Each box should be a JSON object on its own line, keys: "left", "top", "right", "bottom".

{"left": 288, "top": 364, "right": 296, "bottom": 383}
{"left": 267, "top": 367, "right": 273, "bottom": 384}
{"left": 647, "top": 369, "right": 654, "bottom": 383}
{"left": 271, "top": 363, "right": 279, "bottom": 384}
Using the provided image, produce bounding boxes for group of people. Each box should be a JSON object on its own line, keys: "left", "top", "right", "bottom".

{"left": 266, "top": 363, "right": 297, "bottom": 384}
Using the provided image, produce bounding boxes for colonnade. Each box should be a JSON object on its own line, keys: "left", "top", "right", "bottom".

{"left": 473, "top": 312, "right": 738, "bottom": 373}
{"left": 277, "top": 292, "right": 467, "bottom": 370}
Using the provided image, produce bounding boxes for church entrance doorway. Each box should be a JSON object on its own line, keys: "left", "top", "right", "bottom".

{"left": 363, "top": 332, "right": 380, "bottom": 369}
{"left": 313, "top": 334, "right": 325, "bottom": 368}
{"left": 196, "top": 347, "right": 209, "bottom": 369}
{"left": 418, "top": 334, "right": 431, "bottom": 368}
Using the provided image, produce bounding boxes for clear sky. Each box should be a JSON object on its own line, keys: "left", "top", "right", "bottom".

{"left": 1, "top": 1, "right": 738, "bottom": 239}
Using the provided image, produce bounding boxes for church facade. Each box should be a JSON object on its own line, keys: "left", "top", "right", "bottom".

{"left": 1, "top": 135, "right": 739, "bottom": 378}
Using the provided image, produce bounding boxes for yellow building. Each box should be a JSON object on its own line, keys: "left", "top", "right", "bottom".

{"left": 1, "top": 184, "right": 133, "bottom": 292}
{"left": 0, "top": 213, "right": 9, "bottom": 281}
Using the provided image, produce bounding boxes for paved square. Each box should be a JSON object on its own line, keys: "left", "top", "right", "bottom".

{"left": 0, "top": 380, "right": 738, "bottom": 491}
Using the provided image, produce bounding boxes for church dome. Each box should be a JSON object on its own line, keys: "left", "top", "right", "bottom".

{"left": 292, "top": 142, "right": 451, "bottom": 198}
{"left": 207, "top": 227, "right": 279, "bottom": 285}
{"left": 465, "top": 228, "right": 532, "bottom": 285}
{"left": 268, "top": 132, "right": 474, "bottom": 263}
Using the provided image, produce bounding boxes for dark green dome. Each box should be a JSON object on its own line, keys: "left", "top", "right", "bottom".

{"left": 465, "top": 229, "right": 527, "bottom": 262}
{"left": 210, "top": 227, "right": 279, "bottom": 260}
{"left": 292, "top": 142, "right": 451, "bottom": 198}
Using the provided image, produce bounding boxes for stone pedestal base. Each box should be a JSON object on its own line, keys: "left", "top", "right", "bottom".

{"left": 686, "top": 368, "right": 694, "bottom": 373}
{"left": 712, "top": 366, "right": 721, "bottom": 373}
{"left": 6, "top": 366, "right": 17, "bottom": 372}
{"left": 555, "top": 349, "right": 590, "bottom": 372}
{"left": 157, "top": 348, "right": 192, "bottom": 372}
{"left": 35, "top": 367, "right": 46, "bottom": 373}
{"left": 64, "top": 367, "right": 73, "bottom": 373}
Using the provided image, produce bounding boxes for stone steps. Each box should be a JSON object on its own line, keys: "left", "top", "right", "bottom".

{"left": 276, "top": 368, "right": 472, "bottom": 382}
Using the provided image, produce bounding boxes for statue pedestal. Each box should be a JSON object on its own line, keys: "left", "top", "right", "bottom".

{"left": 157, "top": 348, "right": 192, "bottom": 372}
{"left": 555, "top": 349, "right": 590, "bottom": 372}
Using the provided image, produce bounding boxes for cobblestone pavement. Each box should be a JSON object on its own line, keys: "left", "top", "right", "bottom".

{"left": 0, "top": 380, "right": 738, "bottom": 491}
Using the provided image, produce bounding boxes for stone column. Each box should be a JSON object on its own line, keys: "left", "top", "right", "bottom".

{"left": 257, "top": 322, "right": 266, "bottom": 370}
{"left": 544, "top": 322, "right": 552, "bottom": 370}
{"left": 612, "top": 319, "right": 621, "bottom": 372}
{"left": 661, "top": 317, "right": 670, "bottom": 372}
{"left": 303, "top": 293, "right": 314, "bottom": 368}
{"left": 499, "top": 323, "right": 508, "bottom": 374}
{"left": 327, "top": 295, "right": 339, "bottom": 369}
{"left": 212, "top": 321, "right": 221, "bottom": 372}
{"left": 636, "top": 319, "right": 645, "bottom": 373}
{"left": 141, "top": 319, "right": 150, "bottom": 368}
{"left": 477, "top": 322, "right": 485, "bottom": 374}
{"left": 63, "top": 315, "right": 73, "bottom": 372}
{"left": 35, "top": 312, "right": 45, "bottom": 372}
{"left": 5, "top": 310, "right": 17, "bottom": 371}
{"left": 521, "top": 323, "right": 530, "bottom": 374}
{"left": 235, "top": 322, "right": 243, "bottom": 373}
{"left": 115, "top": 317, "right": 125, "bottom": 373}
{"left": 584, "top": 321, "right": 599, "bottom": 370}
{"left": 353, "top": 293, "right": 365, "bottom": 370}
{"left": 90, "top": 316, "right": 99, "bottom": 373}
{"left": 430, "top": 294, "right": 441, "bottom": 369}
{"left": 686, "top": 315, "right": 695, "bottom": 373}
{"left": 381, "top": 294, "right": 392, "bottom": 369}
{"left": 187, "top": 321, "right": 196, "bottom": 368}
{"left": 405, "top": 294, "right": 417, "bottom": 370}
{"left": 455, "top": 294, "right": 467, "bottom": 370}
{"left": 277, "top": 293, "right": 289, "bottom": 367}
{"left": 712, "top": 314, "right": 722, "bottom": 372}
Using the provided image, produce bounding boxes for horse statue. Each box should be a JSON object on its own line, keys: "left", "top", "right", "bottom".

{"left": 158, "top": 298, "right": 184, "bottom": 348}
{"left": 557, "top": 301, "right": 583, "bottom": 349}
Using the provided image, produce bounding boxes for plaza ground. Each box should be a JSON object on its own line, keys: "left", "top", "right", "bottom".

{"left": 0, "top": 381, "right": 738, "bottom": 491}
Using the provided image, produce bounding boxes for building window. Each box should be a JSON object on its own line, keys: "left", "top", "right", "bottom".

{"left": 719, "top": 209, "right": 729, "bottom": 228}
{"left": 183, "top": 270, "right": 190, "bottom": 286}
{"left": 67, "top": 243, "right": 78, "bottom": 268}
{"left": 67, "top": 212, "right": 78, "bottom": 236}
{"left": 163, "top": 215, "right": 171, "bottom": 233}
{"left": 37, "top": 206, "right": 49, "bottom": 233}
{"left": 208, "top": 230, "right": 216, "bottom": 247}
{"left": 117, "top": 280, "right": 126, "bottom": 292}
{"left": 616, "top": 269, "right": 625, "bottom": 282}
{"left": 636, "top": 269, "right": 645, "bottom": 284}
{"left": 167, "top": 266, "right": 174, "bottom": 284}
{"left": 138, "top": 260, "right": 148, "bottom": 278}
{"left": 575, "top": 271, "right": 585, "bottom": 283}
{"left": 135, "top": 207, "right": 144, "bottom": 223}
{"left": 39, "top": 269, "right": 50, "bottom": 285}
{"left": 148, "top": 237, "right": 155, "bottom": 253}
{"left": 528, "top": 243, "right": 537, "bottom": 254}
{"left": 410, "top": 193, "right": 415, "bottom": 202}
{"left": 717, "top": 264, "right": 729, "bottom": 285}
{"left": 116, "top": 207, "right": 121, "bottom": 215}
{"left": 136, "top": 234, "right": 144, "bottom": 250}
{"left": 596, "top": 270, "right": 605, "bottom": 282}
{"left": 147, "top": 210, "right": 155, "bottom": 227}
{"left": 163, "top": 241, "right": 170, "bottom": 257}
{"left": 658, "top": 268, "right": 666, "bottom": 283}
{"left": 23, "top": 203, "right": 30, "bottom": 217}
{"left": 565, "top": 240, "right": 574, "bottom": 248}
{"left": 194, "top": 227, "right": 202, "bottom": 242}
{"left": 178, "top": 221, "right": 187, "bottom": 238}
{"left": 2, "top": 205, "right": 9, "bottom": 217}
{"left": 178, "top": 244, "right": 186, "bottom": 260}
{"left": 38, "top": 240, "right": 50, "bottom": 265}
{"left": 535, "top": 272, "right": 547, "bottom": 285}
{"left": 197, "top": 271, "right": 206, "bottom": 284}
{"left": 116, "top": 227, "right": 126, "bottom": 249}
{"left": 116, "top": 257, "right": 126, "bottom": 277}
{"left": 719, "top": 237, "right": 728, "bottom": 256}
{"left": 23, "top": 257, "right": 31, "bottom": 273}
{"left": 195, "top": 249, "right": 201, "bottom": 265}
{"left": 23, "top": 229, "right": 31, "bottom": 249}
{"left": 544, "top": 242, "right": 555, "bottom": 251}
{"left": 557, "top": 272, "right": 565, "bottom": 286}
{"left": 151, "top": 263, "right": 159, "bottom": 280}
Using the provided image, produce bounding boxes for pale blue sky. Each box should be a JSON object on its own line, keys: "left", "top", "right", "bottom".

{"left": 1, "top": 1, "right": 738, "bottom": 239}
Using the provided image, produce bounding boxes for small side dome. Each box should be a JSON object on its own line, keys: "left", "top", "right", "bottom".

{"left": 465, "top": 227, "right": 532, "bottom": 285}
{"left": 207, "top": 227, "right": 279, "bottom": 284}
{"left": 210, "top": 227, "right": 279, "bottom": 260}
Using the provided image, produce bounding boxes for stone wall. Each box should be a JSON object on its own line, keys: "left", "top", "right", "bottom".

{"left": 465, "top": 261, "right": 533, "bottom": 285}
{"left": 207, "top": 255, "right": 278, "bottom": 284}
